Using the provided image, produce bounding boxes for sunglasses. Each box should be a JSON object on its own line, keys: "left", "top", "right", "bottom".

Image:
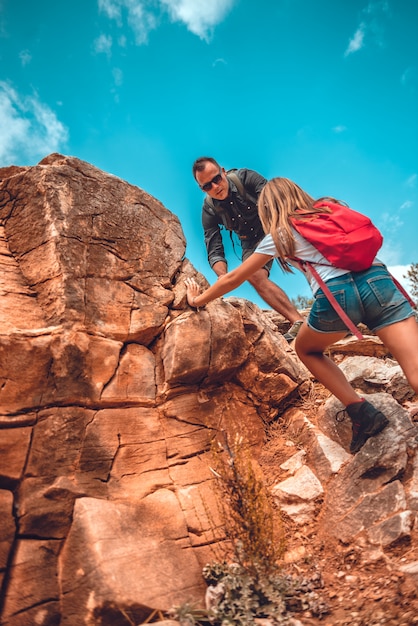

{"left": 200, "top": 169, "right": 223, "bottom": 192}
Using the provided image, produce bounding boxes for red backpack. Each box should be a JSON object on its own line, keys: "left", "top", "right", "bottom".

{"left": 290, "top": 201, "right": 414, "bottom": 339}
{"left": 290, "top": 200, "right": 383, "bottom": 271}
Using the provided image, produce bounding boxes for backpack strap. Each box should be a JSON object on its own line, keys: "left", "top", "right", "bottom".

{"left": 227, "top": 171, "right": 258, "bottom": 205}
{"left": 295, "top": 259, "right": 364, "bottom": 340}
{"left": 390, "top": 274, "right": 416, "bottom": 308}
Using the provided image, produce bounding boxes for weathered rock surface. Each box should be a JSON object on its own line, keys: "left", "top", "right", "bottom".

{"left": 0, "top": 155, "right": 310, "bottom": 625}
{"left": 1, "top": 154, "right": 417, "bottom": 626}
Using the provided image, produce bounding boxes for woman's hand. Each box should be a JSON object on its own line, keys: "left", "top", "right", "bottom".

{"left": 185, "top": 277, "right": 201, "bottom": 307}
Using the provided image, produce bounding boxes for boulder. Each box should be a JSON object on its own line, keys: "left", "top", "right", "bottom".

{"left": 0, "top": 154, "right": 311, "bottom": 624}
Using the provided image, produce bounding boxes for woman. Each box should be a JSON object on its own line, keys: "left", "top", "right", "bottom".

{"left": 185, "top": 177, "right": 418, "bottom": 454}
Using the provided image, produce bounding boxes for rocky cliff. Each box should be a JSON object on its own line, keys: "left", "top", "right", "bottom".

{"left": 0, "top": 155, "right": 417, "bottom": 626}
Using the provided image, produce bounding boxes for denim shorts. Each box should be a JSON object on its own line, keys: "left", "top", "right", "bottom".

{"left": 308, "top": 264, "right": 415, "bottom": 334}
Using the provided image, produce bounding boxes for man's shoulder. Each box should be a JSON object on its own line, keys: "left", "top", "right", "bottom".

{"left": 229, "top": 167, "right": 255, "bottom": 182}
{"left": 234, "top": 167, "right": 267, "bottom": 184}
{"left": 234, "top": 167, "right": 256, "bottom": 176}
{"left": 227, "top": 168, "right": 266, "bottom": 203}
{"left": 229, "top": 168, "right": 267, "bottom": 196}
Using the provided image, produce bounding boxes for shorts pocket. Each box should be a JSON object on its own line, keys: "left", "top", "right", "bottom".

{"left": 311, "top": 289, "right": 348, "bottom": 331}
{"left": 367, "top": 276, "right": 405, "bottom": 308}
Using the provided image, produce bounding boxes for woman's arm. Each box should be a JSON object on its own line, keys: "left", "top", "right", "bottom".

{"left": 185, "top": 252, "right": 273, "bottom": 308}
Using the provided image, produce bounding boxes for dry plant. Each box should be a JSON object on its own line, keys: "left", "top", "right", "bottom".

{"left": 169, "top": 429, "right": 329, "bottom": 625}
{"left": 297, "top": 379, "right": 319, "bottom": 411}
{"left": 209, "top": 429, "right": 286, "bottom": 578}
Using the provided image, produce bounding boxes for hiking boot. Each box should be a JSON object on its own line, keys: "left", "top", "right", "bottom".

{"left": 283, "top": 320, "right": 304, "bottom": 343}
{"left": 345, "top": 400, "right": 389, "bottom": 454}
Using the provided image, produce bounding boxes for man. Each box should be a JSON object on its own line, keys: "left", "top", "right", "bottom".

{"left": 192, "top": 156, "right": 303, "bottom": 341}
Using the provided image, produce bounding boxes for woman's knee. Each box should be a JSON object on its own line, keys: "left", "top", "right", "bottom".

{"left": 294, "top": 337, "right": 322, "bottom": 361}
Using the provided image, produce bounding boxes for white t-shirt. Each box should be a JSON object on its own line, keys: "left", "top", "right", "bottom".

{"left": 254, "top": 227, "right": 350, "bottom": 294}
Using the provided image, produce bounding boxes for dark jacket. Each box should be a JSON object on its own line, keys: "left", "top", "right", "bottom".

{"left": 202, "top": 168, "right": 267, "bottom": 268}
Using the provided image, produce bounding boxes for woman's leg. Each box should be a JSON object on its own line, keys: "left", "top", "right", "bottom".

{"left": 295, "top": 324, "right": 362, "bottom": 406}
{"left": 295, "top": 323, "right": 389, "bottom": 453}
{"left": 376, "top": 316, "right": 418, "bottom": 394}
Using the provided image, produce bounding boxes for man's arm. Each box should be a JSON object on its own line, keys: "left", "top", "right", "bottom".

{"left": 211, "top": 260, "right": 228, "bottom": 277}
{"left": 238, "top": 168, "right": 268, "bottom": 199}
{"left": 202, "top": 200, "right": 227, "bottom": 272}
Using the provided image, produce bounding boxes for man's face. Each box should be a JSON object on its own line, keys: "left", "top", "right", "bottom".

{"left": 196, "top": 162, "right": 229, "bottom": 201}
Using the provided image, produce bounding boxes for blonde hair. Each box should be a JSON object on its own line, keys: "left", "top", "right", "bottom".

{"left": 258, "top": 177, "right": 343, "bottom": 272}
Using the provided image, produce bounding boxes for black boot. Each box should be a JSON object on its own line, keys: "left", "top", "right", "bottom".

{"left": 346, "top": 400, "right": 389, "bottom": 454}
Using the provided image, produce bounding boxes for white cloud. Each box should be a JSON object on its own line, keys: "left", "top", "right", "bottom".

{"left": 98, "top": 0, "right": 122, "bottom": 22}
{"left": 400, "top": 200, "right": 413, "bottom": 210}
{"left": 126, "top": 1, "right": 158, "bottom": 45}
{"left": 344, "top": 1, "right": 390, "bottom": 57}
{"left": 401, "top": 66, "right": 417, "bottom": 91}
{"left": 344, "top": 23, "right": 365, "bottom": 57}
{"left": 19, "top": 50, "right": 32, "bottom": 66}
{"left": 378, "top": 194, "right": 416, "bottom": 268}
{"left": 160, "top": 0, "right": 236, "bottom": 41}
{"left": 0, "top": 82, "right": 68, "bottom": 166}
{"left": 379, "top": 243, "right": 398, "bottom": 266}
{"left": 381, "top": 212, "right": 404, "bottom": 234}
{"left": 97, "top": 0, "right": 236, "bottom": 45}
{"left": 93, "top": 33, "right": 113, "bottom": 55}
{"left": 405, "top": 173, "right": 417, "bottom": 188}
{"left": 332, "top": 125, "right": 347, "bottom": 133}
{"left": 98, "top": 0, "right": 158, "bottom": 45}
{"left": 112, "top": 67, "right": 123, "bottom": 86}
{"left": 387, "top": 264, "right": 414, "bottom": 294}
{"left": 378, "top": 213, "right": 403, "bottom": 266}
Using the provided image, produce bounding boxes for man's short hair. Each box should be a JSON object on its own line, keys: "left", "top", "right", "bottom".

{"left": 192, "top": 156, "right": 220, "bottom": 179}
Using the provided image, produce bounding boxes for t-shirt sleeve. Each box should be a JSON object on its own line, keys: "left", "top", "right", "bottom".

{"left": 254, "top": 233, "right": 277, "bottom": 256}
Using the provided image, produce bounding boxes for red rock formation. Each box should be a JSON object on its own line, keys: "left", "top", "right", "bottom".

{"left": 0, "top": 154, "right": 308, "bottom": 624}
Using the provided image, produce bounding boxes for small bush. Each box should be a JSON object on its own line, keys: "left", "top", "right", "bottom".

{"left": 203, "top": 561, "right": 290, "bottom": 625}
{"left": 209, "top": 430, "right": 285, "bottom": 578}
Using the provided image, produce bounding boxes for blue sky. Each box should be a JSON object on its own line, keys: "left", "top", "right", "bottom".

{"left": 1, "top": 0, "right": 417, "bottom": 307}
